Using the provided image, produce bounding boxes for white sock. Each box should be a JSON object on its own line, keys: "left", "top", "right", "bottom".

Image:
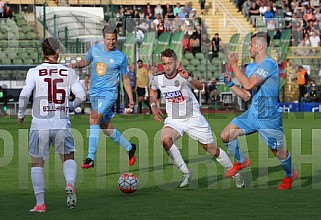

{"left": 216, "top": 148, "right": 233, "bottom": 170}
{"left": 31, "top": 167, "right": 45, "bottom": 206}
{"left": 63, "top": 159, "right": 77, "bottom": 186}
{"left": 167, "top": 144, "right": 190, "bottom": 174}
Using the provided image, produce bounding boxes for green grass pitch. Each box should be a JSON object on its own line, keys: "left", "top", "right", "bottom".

{"left": 0, "top": 112, "right": 321, "bottom": 219}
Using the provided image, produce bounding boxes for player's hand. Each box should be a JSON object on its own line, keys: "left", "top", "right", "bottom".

{"left": 128, "top": 99, "right": 135, "bottom": 109}
{"left": 222, "top": 73, "right": 234, "bottom": 87}
{"left": 151, "top": 105, "right": 163, "bottom": 122}
{"left": 177, "top": 68, "right": 189, "bottom": 79}
{"left": 17, "top": 117, "right": 24, "bottom": 126}
{"left": 68, "top": 63, "right": 76, "bottom": 68}
{"left": 227, "top": 51, "right": 238, "bottom": 67}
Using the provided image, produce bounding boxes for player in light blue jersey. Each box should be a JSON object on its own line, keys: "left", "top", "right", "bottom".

{"left": 221, "top": 32, "right": 297, "bottom": 189}
{"left": 69, "top": 25, "right": 137, "bottom": 169}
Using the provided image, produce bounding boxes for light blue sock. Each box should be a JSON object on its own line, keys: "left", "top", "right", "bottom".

{"left": 280, "top": 152, "right": 293, "bottom": 177}
{"left": 224, "top": 139, "right": 246, "bottom": 163}
{"left": 87, "top": 125, "right": 100, "bottom": 160}
{"left": 110, "top": 129, "right": 132, "bottom": 151}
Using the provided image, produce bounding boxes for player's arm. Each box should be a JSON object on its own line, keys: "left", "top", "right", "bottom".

{"left": 68, "top": 47, "right": 93, "bottom": 69}
{"left": 123, "top": 74, "right": 134, "bottom": 108}
{"left": 17, "top": 70, "right": 35, "bottom": 126}
{"left": 228, "top": 52, "right": 263, "bottom": 90}
{"left": 121, "top": 56, "right": 134, "bottom": 109}
{"left": 69, "top": 71, "right": 86, "bottom": 111}
{"left": 222, "top": 73, "right": 251, "bottom": 101}
{"left": 69, "top": 59, "right": 90, "bottom": 69}
{"left": 177, "top": 68, "right": 203, "bottom": 90}
{"left": 149, "top": 87, "right": 163, "bottom": 122}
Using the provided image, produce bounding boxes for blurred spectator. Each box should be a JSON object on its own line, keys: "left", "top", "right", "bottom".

{"left": 296, "top": 66, "right": 309, "bottom": 102}
{"left": 189, "top": 8, "right": 198, "bottom": 19}
{"left": 144, "top": 3, "right": 154, "bottom": 19}
{"left": 208, "top": 77, "right": 218, "bottom": 104}
{"left": 157, "top": 19, "right": 165, "bottom": 35}
{"left": 264, "top": 6, "right": 275, "bottom": 23}
{"left": 0, "top": 85, "right": 7, "bottom": 115}
{"left": 292, "top": 26, "right": 303, "bottom": 46}
{"left": 296, "top": 39, "right": 309, "bottom": 55}
{"left": 174, "top": 3, "right": 181, "bottom": 17}
{"left": 201, "top": 33, "right": 211, "bottom": 57}
{"left": 211, "top": 33, "right": 223, "bottom": 58}
{"left": 153, "top": 13, "right": 161, "bottom": 27}
{"left": 136, "top": 60, "right": 151, "bottom": 114}
{"left": 184, "top": 2, "right": 192, "bottom": 14}
{"left": 193, "top": 24, "right": 202, "bottom": 40}
{"left": 199, "top": 0, "right": 206, "bottom": 14}
{"left": 154, "top": 4, "right": 163, "bottom": 19}
{"left": 133, "top": 9, "right": 140, "bottom": 19}
{"left": 182, "top": 34, "right": 191, "bottom": 53}
{"left": 258, "top": 1, "right": 267, "bottom": 16}
{"left": 163, "top": 3, "right": 174, "bottom": 18}
{"left": 249, "top": 2, "right": 260, "bottom": 26}
{"left": 0, "top": 1, "right": 4, "bottom": 18}
{"left": 164, "top": 15, "right": 172, "bottom": 30}
{"left": 178, "top": 7, "right": 188, "bottom": 21}
{"left": 302, "top": 79, "right": 321, "bottom": 102}
{"left": 3, "top": 5, "right": 13, "bottom": 19}
{"left": 190, "top": 34, "right": 201, "bottom": 56}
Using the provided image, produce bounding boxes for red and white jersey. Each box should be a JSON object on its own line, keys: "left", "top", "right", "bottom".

{"left": 150, "top": 72, "right": 201, "bottom": 121}
{"left": 18, "top": 63, "right": 85, "bottom": 130}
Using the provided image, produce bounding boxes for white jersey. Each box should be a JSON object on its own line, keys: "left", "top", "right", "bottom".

{"left": 18, "top": 63, "right": 85, "bottom": 130}
{"left": 150, "top": 72, "right": 201, "bottom": 121}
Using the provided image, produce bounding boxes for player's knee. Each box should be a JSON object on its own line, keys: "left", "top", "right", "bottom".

{"left": 220, "top": 131, "right": 229, "bottom": 143}
{"left": 162, "top": 136, "right": 173, "bottom": 149}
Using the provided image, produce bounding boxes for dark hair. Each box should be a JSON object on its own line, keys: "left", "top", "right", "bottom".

{"left": 102, "top": 25, "right": 118, "bottom": 36}
{"left": 251, "top": 32, "right": 270, "bottom": 47}
{"left": 42, "top": 37, "right": 60, "bottom": 56}
{"left": 161, "top": 48, "right": 177, "bottom": 60}
{"left": 137, "top": 59, "right": 143, "bottom": 63}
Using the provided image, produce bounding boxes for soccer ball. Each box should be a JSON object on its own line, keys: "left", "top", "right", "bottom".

{"left": 74, "top": 107, "right": 82, "bottom": 114}
{"left": 118, "top": 172, "right": 139, "bottom": 194}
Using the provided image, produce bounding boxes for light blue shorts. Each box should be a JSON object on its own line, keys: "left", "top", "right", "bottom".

{"left": 231, "top": 110, "right": 284, "bottom": 150}
{"left": 29, "top": 129, "right": 75, "bottom": 160}
{"left": 90, "top": 90, "right": 118, "bottom": 124}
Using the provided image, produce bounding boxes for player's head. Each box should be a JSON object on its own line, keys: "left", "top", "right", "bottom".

{"left": 42, "top": 37, "right": 60, "bottom": 62}
{"left": 102, "top": 25, "right": 118, "bottom": 51}
{"left": 249, "top": 32, "right": 270, "bottom": 59}
{"left": 161, "top": 49, "right": 178, "bottom": 77}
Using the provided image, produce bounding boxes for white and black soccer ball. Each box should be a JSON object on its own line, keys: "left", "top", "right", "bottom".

{"left": 74, "top": 107, "right": 82, "bottom": 114}
{"left": 118, "top": 172, "right": 139, "bottom": 194}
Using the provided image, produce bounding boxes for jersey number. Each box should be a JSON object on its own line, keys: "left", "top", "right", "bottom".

{"left": 44, "top": 78, "right": 66, "bottom": 104}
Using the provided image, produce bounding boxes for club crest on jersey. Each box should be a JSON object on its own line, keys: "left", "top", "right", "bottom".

{"left": 96, "top": 62, "right": 108, "bottom": 76}
{"left": 174, "top": 80, "right": 180, "bottom": 87}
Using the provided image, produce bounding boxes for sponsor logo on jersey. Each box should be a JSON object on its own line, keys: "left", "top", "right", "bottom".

{"left": 174, "top": 80, "right": 180, "bottom": 87}
{"left": 164, "top": 90, "right": 185, "bottom": 103}
{"left": 255, "top": 68, "right": 268, "bottom": 78}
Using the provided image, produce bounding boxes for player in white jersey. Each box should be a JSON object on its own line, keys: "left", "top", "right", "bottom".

{"left": 149, "top": 49, "right": 245, "bottom": 188}
{"left": 17, "top": 37, "right": 86, "bottom": 212}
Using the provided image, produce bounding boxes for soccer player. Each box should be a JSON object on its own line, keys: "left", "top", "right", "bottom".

{"left": 17, "top": 37, "right": 86, "bottom": 212}
{"left": 222, "top": 32, "right": 298, "bottom": 189}
{"left": 149, "top": 49, "right": 245, "bottom": 188}
{"left": 68, "top": 25, "right": 136, "bottom": 169}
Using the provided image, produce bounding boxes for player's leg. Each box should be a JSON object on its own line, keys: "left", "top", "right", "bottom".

{"left": 60, "top": 153, "right": 77, "bottom": 209}
{"left": 29, "top": 130, "right": 49, "bottom": 213}
{"left": 258, "top": 120, "right": 298, "bottom": 189}
{"left": 30, "top": 157, "right": 46, "bottom": 212}
{"left": 185, "top": 115, "right": 245, "bottom": 188}
{"left": 221, "top": 113, "right": 255, "bottom": 177}
{"left": 55, "top": 129, "right": 77, "bottom": 208}
{"left": 137, "top": 87, "right": 145, "bottom": 114}
{"left": 100, "top": 118, "right": 137, "bottom": 166}
{"left": 83, "top": 93, "right": 117, "bottom": 168}
{"left": 161, "top": 123, "right": 191, "bottom": 187}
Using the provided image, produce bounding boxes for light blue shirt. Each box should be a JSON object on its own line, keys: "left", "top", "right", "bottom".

{"left": 85, "top": 44, "right": 128, "bottom": 96}
{"left": 245, "top": 56, "right": 280, "bottom": 117}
